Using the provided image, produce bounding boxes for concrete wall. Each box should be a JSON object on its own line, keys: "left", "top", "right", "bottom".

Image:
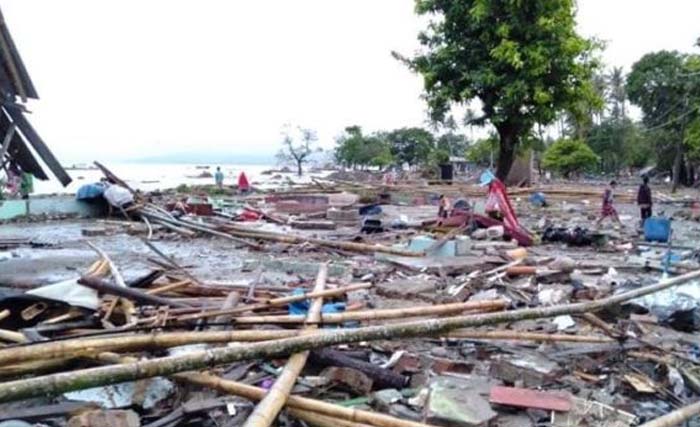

{"left": 0, "top": 195, "right": 105, "bottom": 220}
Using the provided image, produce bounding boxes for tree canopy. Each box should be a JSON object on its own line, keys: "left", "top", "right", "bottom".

{"left": 542, "top": 138, "right": 598, "bottom": 178}
{"left": 398, "top": 0, "right": 600, "bottom": 179}
{"left": 627, "top": 50, "right": 700, "bottom": 189}
{"left": 385, "top": 127, "right": 435, "bottom": 167}
{"left": 334, "top": 126, "right": 393, "bottom": 169}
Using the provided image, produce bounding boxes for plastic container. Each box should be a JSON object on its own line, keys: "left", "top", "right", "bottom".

{"left": 644, "top": 217, "right": 671, "bottom": 242}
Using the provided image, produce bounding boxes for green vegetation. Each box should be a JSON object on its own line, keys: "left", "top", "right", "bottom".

{"left": 627, "top": 50, "right": 700, "bottom": 190}
{"left": 334, "top": 126, "right": 394, "bottom": 169}
{"left": 334, "top": 125, "right": 470, "bottom": 170}
{"left": 542, "top": 139, "right": 599, "bottom": 178}
{"left": 465, "top": 136, "right": 497, "bottom": 167}
{"left": 398, "top": 0, "right": 600, "bottom": 180}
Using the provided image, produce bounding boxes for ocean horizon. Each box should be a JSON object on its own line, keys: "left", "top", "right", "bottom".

{"left": 33, "top": 162, "right": 292, "bottom": 195}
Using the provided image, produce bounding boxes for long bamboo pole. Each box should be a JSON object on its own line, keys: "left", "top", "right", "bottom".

{"left": 221, "top": 226, "right": 423, "bottom": 257}
{"left": 0, "top": 321, "right": 606, "bottom": 370}
{"left": 243, "top": 264, "right": 327, "bottom": 427}
{"left": 175, "top": 283, "right": 372, "bottom": 322}
{"left": 176, "top": 372, "right": 437, "bottom": 427}
{"left": 1, "top": 269, "right": 698, "bottom": 402}
{"left": 0, "top": 330, "right": 297, "bottom": 366}
{"left": 229, "top": 300, "right": 506, "bottom": 324}
{"left": 287, "top": 408, "right": 375, "bottom": 427}
{"left": 444, "top": 330, "right": 614, "bottom": 343}
{"left": 99, "top": 350, "right": 438, "bottom": 427}
{"left": 637, "top": 400, "right": 700, "bottom": 427}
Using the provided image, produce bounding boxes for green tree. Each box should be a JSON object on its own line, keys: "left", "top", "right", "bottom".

{"left": 334, "top": 126, "right": 394, "bottom": 169}
{"left": 465, "top": 135, "right": 498, "bottom": 167}
{"left": 542, "top": 138, "right": 598, "bottom": 178}
{"left": 436, "top": 132, "right": 469, "bottom": 156}
{"left": 607, "top": 66, "right": 627, "bottom": 120}
{"left": 627, "top": 50, "right": 700, "bottom": 190}
{"left": 385, "top": 127, "right": 435, "bottom": 167}
{"left": 277, "top": 126, "right": 319, "bottom": 177}
{"left": 587, "top": 118, "right": 651, "bottom": 173}
{"left": 397, "top": 0, "right": 600, "bottom": 180}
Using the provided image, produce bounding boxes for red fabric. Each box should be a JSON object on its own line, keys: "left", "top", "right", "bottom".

{"left": 239, "top": 208, "right": 261, "bottom": 221}
{"left": 601, "top": 203, "right": 617, "bottom": 217}
{"left": 485, "top": 179, "right": 520, "bottom": 230}
{"left": 238, "top": 172, "right": 250, "bottom": 191}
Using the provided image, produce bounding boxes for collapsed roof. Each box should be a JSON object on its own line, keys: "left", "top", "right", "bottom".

{"left": 0, "top": 7, "right": 71, "bottom": 186}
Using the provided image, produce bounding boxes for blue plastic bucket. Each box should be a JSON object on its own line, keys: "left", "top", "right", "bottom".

{"left": 644, "top": 217, "right": 671, "bottom": 242}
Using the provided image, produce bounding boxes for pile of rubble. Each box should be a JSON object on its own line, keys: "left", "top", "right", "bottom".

{"left": 1, "top": 167, "right": 700, "bottom": 427}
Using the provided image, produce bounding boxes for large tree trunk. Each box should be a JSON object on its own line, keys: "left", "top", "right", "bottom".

{"left": 495, "top": 126, "right": 517, "bottom": 180}
{"left": 297, "top": 161, "right": 303, "bottom": 177}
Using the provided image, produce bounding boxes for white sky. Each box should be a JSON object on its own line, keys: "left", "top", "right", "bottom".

{"left": 1, "top": 0, "right": 699, "bottom": 164}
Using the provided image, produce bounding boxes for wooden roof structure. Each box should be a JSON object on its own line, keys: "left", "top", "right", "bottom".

{"left": 0, "top": 7, "right": 71, "bottom": 186}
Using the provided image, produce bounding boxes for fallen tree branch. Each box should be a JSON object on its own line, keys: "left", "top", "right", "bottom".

{"left": 1, "top": 269, "right": 699, "bottom": 402}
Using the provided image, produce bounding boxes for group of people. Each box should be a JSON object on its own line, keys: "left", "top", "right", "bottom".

{"left": 214, "top": 166, "right": 250, "bottom": 193}
{"left": 436, "top": 173, "right": 655, "bottom": 232}
{"left": 2, "top": 162, "right": 33, "bottom": 200}
{"left": 596, "top": 175, "right": 653, "bottom": 228}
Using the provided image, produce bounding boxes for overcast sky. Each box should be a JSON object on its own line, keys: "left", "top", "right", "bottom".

{"left": 2, "top": 0, "right": 699, "bottom": 164}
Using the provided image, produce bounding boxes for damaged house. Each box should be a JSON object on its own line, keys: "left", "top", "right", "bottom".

{"left": 0, "top": 6, "right": 70, "bottom": 192}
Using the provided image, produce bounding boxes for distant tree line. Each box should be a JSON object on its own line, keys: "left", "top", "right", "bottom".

{"left": 333, "top": 126, "right": 470, "bottom": 171}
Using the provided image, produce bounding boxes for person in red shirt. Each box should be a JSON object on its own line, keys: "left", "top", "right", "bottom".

{"left": 238, "top": 171, "right": 250, "bottom": 193}
{"left": 596, "top": 180, "right": 622, "bottom": 226}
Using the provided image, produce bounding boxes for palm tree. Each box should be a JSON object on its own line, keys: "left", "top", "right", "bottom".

{"left": 607, "top": 67, "right": 627, "bottom": 121}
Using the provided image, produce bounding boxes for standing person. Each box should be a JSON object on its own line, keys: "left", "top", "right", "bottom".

{"left": 19, "top": 172, "right": 33, "bottom": 200}
{"left": 238, "top": 171, "right": 250, "bottom": 193}
{"left": 637, "top": 175, "right": 653, "bottom": 226}
{"left": 596, "top": 180, "right": 622, "bottom": 226}
{"left": 437, "top": 194, "right": 451, "bottom": 218}
{"left": 214, "top": 167, "right": 224, "bottom": 189}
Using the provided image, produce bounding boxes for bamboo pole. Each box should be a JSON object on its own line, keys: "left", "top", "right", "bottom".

{"left": 94, "top": 351, "right": 436, "bottom": 427}
{"left": 287, "top": 408, "right": 375, "bottom": 427}
{"left": 221, "top": 225, "right": 423, "bottom": 257}
{"left": 0, "top": 330, "right": 298, "bottom": 366}
{"left": 243, "top": 264, "right": 327, "bottom": 427}
{"left": 78, "top": 276, "right": 192, "bottom": 308}
{"left": 146, "top": 279, "right": 190, "bottom": 295}
{"left": 177, "top": 372, "right": 436, "bottom": 427}
{"left": 141, "top": 210, "right": 261, "bottom": 249}
{"left": 637, "top": 400, "right": 700, "bottom": 427}
{"left": 229, "top": 300, "right": 507, "bottom": 324}
{"left": 85, "top": 243, "right": 136, "bottom": 322}
{"left": 1, "top": 269, "right": 699, "bottom": 402}
{"left": 444, "top": 330, "right": 614, "bottom": 343}
{"left": 175, "top": 283, "right": 372, "bottom": 322}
